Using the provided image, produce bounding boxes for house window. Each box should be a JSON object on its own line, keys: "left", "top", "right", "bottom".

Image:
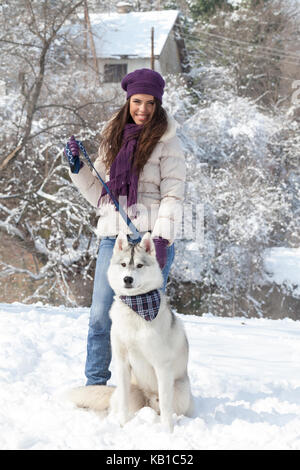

{"left": 104, "top": 63, "right": 127, "bottom": 83}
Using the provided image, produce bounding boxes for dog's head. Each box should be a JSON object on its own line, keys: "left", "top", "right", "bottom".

{"left": 107, "top": 232, "right": 164, "bottom": 295}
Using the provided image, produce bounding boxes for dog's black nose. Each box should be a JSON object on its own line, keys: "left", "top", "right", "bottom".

{"left": 124, "top": 276, "right": 133, "bottom": 287}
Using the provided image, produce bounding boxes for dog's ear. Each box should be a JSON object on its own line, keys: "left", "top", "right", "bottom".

{"left": 114, "top": 232, "right": 129, "bottom": 252}
{"left": 140, "top": 232, "right": 155, "bottom": 256}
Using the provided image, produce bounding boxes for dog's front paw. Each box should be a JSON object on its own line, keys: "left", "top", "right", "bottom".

{"left": 114, "top": 409, "right": 130, "bottom": 427}
{"left": 160, "top": 414, "right": 174, "bottom": 433}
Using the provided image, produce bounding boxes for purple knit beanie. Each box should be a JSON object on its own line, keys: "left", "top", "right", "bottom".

{"left": 121, "top": 68, "right": 165, "bottom": 103}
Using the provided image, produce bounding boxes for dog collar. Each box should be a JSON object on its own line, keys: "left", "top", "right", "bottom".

{"left": 119, "top": 289, "right": 161, "bottom": 321}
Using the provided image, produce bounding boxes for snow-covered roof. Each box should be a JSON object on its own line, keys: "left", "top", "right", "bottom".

{"left": 87, "top": 10, "right": 179, "bottom": 59}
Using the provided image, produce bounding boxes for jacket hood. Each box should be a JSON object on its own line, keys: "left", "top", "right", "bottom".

{"left": 159, "top": 112, "right": 179, "bottom": 143}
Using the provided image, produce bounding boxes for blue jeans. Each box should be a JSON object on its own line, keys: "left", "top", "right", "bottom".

{"left": 85, "top": 236, "right": 175, "bottom": 386}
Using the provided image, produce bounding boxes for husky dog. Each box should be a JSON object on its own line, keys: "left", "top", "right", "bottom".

{"left": 68, "top": 232, "right": 194, "bottom": 432}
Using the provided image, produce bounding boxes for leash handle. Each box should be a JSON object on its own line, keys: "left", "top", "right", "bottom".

{"left": 66, "top": 140, "right": 142, "bottom": 242}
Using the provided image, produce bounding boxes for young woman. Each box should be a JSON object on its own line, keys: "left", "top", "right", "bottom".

{"left": 65, "top": 68, "right": 186, "bottom": 386}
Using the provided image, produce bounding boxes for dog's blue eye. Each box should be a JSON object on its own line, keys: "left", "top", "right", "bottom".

{"left": 121, "top": 263, "right": 126, "bottom": 267}
{"left": 137, "top": 264, "right": 143, "bottom": 268}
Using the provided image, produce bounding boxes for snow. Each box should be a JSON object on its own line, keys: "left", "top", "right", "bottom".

{"left": 1, "top": 302, "right": 300, "bottom": 450}
{"left": 75, "top": 10, "right": 179, "bottom": 58}
{"left": 264, "top": 247, "right": 300, "bottom": 296}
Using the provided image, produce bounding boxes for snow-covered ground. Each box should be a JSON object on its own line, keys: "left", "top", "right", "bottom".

{"left": 1, "top": 302, "right": 300, "bottom": 450}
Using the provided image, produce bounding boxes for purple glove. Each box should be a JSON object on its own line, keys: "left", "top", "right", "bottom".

{"left": 68, "top": 135, "right": 79, "bottom": 156}
{"left": 64, "top": 135, "right": 82, "bottom": 174}
{"left": 153, "top": 237, "right": 168, "bottom": 270}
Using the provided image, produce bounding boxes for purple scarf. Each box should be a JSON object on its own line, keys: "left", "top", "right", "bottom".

{"left": 99, "top": 123, "right": 143, "bottom": 209}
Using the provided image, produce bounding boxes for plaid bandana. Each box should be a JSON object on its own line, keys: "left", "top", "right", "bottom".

{"left": 120, "top": 289, "right": 161, "bottom": 321}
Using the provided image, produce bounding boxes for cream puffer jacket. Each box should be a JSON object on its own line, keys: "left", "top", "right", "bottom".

{"left": 69, "top": 114, "right": 186, "bottom": 245}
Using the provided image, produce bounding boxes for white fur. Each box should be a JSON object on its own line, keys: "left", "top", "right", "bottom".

{"left": 68, "top": 232, "right": 194, "bottom": 432}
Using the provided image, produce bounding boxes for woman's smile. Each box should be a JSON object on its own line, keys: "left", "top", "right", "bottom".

{"left": 129, "top": 94, "right": 156, "bottom": 125}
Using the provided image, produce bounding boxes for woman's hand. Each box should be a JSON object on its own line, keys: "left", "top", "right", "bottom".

{"left": 64, "top": 136, "right": 82, "bottom": 174}
{"left": 153, "top": 237, "right": 168, "bottom": 270}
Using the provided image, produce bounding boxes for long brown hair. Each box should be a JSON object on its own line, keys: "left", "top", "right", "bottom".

{"left": 99, "top": 98, "right": 168, "bottom": 174}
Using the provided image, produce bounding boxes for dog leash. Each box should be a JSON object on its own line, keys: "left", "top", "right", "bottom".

{"left": 65, "top": 140, "right": 142, "bottom": 242}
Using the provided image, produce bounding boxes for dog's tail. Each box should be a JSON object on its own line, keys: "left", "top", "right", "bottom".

{"left": 67, "top": 385, "right": 115, "bottom": 412}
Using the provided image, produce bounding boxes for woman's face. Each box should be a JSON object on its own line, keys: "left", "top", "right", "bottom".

{"left": 129, "top": 94, "right": 156, "bottom": 125}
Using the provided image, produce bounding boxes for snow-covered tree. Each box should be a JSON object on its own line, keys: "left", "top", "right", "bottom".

{"left": 0, "top": 0, "right": 117, "bottom": 305}
{"left": 168, "top": 65, "right": 300, "bottom": 317}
